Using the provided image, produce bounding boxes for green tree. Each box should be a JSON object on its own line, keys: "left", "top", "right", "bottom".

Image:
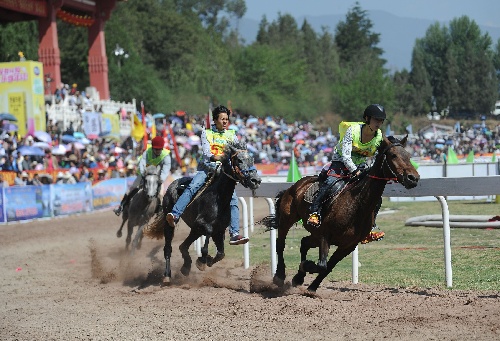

{"left": 233, "top": 44, "right": 307, "bottom": 118}
{"left": 332, "top": 2, "right": 392, "bottom": 117}
{"left": 0, "top": 21, "right": 38, "bottom": 62}
{"left": 408, "top": 46, "right": 433, "bottom": 115}
{"left": 300, "top": 20, "right": 321, "bottom": 83}
{"left": 392, "top": 69, "right": 414, "bottom": 114}
{"left": 493, "top": 38, "right": 500, "bottom": 99}
{"left": 255, "top": 16, "right": 270, "bottom": 45}
{"left": 57, "top": 22, "right": 89, "bottom": 87}
{"left": 411, "top": 17, "right": 496, "bottom": 116}
{"left": 334, "top": 2, "right": 384, "bottom": 68}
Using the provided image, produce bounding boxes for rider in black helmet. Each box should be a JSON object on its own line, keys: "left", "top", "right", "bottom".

{"left": 307, "top": 104, "right": 386, "bottom": 244}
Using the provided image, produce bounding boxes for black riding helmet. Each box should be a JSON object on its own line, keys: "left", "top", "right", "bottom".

{"left": 363, "top": 104, "right": 386, "bottom": 120}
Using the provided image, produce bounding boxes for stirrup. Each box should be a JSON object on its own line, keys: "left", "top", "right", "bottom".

{"left": 361, "top": 231, "right": 385, "bottom": 244}
{"left": 307, "top": 212, "right": 321, "bottom": 227}
{"left": 113, "top": 206, "right": 122, "bottom": 216}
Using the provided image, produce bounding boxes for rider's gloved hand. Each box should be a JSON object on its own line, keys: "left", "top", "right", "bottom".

{"left": 349, "top": 168, "right": 362, "bottom": 183}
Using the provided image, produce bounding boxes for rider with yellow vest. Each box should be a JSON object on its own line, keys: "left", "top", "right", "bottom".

{"left": 114, "top": 136, "right": 171, "bottom": 216}
{"left": 307, "top": 104, "right": 386, "bottom": 243}
{"left": 166, "top": 105, "right": 249, "bottom": 245}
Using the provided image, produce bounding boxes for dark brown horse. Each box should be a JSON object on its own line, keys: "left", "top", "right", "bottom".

{"left": 261, "top": 135, "right": 420, "bottom": 292}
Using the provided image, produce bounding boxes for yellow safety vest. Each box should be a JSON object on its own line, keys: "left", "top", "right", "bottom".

{"left": 205, "top": 129, "right": 236, "bottom": 156}
{"left": 337, "top": 121, "right": 382, "bottom": 165}
{"left": 137, "top": 146, "right": 170, "bottom": 175}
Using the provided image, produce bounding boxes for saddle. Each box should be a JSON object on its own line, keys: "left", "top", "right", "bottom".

{"left": 304, "top": 179, "right": 346, "bottom": 204}
{"left": 175, "top": 170, "right": 217, "bottom": 200}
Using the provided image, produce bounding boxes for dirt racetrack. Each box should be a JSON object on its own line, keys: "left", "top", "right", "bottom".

{"left": 1, "top": 198, "right": 499, "bottom": 341}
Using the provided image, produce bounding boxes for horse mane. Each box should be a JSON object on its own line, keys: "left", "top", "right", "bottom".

{"left": 220, "top": 140, "right": 247, "bottom": 163}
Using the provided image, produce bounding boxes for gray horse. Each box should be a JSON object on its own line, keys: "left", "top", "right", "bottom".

{"left": 147, "top": 141, "right": 261, "bottom": 285}
{"left": 116, "top": 165, "right": 162, "bottom": 252}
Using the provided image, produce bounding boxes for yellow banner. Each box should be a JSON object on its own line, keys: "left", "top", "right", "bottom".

{"left": 0, "top": 61, "right": 46, "bottom": 136}
{"left": 101, "top": 113, "right": 121, "bottom": 140}
{"left": 131, "top": 113, "right": 145, "bottom": 142}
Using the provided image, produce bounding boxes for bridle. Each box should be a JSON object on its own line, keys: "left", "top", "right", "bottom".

{"left": 367, "top": 142, "right": 403, "bottom": 183}
{"left": 222, "top": 150, "right": 257, "bottom": 187}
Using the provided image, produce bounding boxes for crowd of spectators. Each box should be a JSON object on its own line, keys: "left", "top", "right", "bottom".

{"left": 53, "top": 83, "right": 94, "bottom": 110}
{"left": 1, "top": 106, "right": 499, "bottom": 187}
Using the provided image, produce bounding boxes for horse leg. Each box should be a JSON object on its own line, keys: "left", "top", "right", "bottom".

{"left": 179, "top": 230, "right": 200, "bottom": 276}
{"left": 273, "top": 225, "right": 293, "bottom": 287}
{"left": 291, "top": 235, "right": 315, "bottom": 286}
{"left": 130, "top": 224, "right": 145, "bottom": 254}
{"left": 196, "top": 235, "right": 211, "bottom": 271}
{"left": 125, "top": 221, "right": 134, "bottom": 251}
{"left": 317, "top": 237, "right": 329, "bottom": 270}
{"left": 116, "top": 217, "right": 127, "bottom": 238}
{"left": 162, "top": 225, "right": 175, "bottom": 286}
{"left": 206, "top": 232, "right": 225, "bottom": 267}
{"left": 307, "top": 245, "right": 357, "bottom": 292}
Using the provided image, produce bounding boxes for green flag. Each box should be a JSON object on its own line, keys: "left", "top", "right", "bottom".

{"left": 492, "top": 153, "right": 497, "bottom": 162}
{"left": 287, "top": 153, "right": 302, "bottom": 182}
{"left": 466, "top": 150, "right": 475, "bottom": 163}
{"left": 447, "top": 148, "right": 459, "bottom": 164}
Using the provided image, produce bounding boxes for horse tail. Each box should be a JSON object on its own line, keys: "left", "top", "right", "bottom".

{"left": 257, "top": 190, "right": 286, "bottom": 231}
{"left": 144, "top": 211, "right": 166, "bottom": 240}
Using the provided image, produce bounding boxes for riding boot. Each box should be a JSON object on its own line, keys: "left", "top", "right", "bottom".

{"left": 113, "top": 193, "right": 129, "bottom": 216}
{"left": 361, "top": 197, "right": 385, "bottom": 244}
{"left": 307, "top": 178, "right": 333, "bottom": 227}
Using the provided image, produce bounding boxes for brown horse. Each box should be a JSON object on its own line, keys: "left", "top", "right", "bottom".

{"left": 261, "top": 135, "right": 420, "bottom": 292}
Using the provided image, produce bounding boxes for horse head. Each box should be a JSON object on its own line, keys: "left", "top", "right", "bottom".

{"left": 142, "top": 165, "right": 161, "bottom": 199}
{"left": 378, "top": 135, "right": 420, "bottom": 189}
{"left": 221, "top": 141, "right": 262, "bottom": 190}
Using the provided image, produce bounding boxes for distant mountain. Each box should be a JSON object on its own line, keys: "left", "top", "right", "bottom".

{"left": 236, "top": 10, "right": 500, "bottom": 72}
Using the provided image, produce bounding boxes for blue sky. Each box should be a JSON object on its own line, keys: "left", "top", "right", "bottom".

{"left": 244, "top": 0, "right": 500, "bottom": 28}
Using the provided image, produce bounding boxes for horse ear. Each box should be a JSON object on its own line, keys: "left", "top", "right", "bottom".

{"left": 400, "top": 134, "right": 408, "bottom": 146}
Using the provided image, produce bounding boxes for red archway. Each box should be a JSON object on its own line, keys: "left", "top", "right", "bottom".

{"left": 0, "top": 0, "right": 120, "bottom": 99}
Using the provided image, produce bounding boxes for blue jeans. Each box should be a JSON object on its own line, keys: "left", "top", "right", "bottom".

{"left": 171, "top": 171, "right": 207, "bottom": 218}
{"left": 229, "top": 191, "right": 240, "bottom": 237}
{"left": 171, "top": 171, "right": 240, "bottom": 236}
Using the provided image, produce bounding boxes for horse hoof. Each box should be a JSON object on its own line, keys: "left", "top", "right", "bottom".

{"left": 196, "top": 259, "right": 206, "bottom": 271}
{"left": 300, "top": 260, "right": 316, "bottom": 274}
{"left": 273, "top": 276, "right": 284, "bottom": 288}
{"left": 292, "top": 273, "right": 305, "bottom": 287}
{"left": 206, "top": 255, "right": 214, "bottom": 267}
{"left": 207, "top": 254, "right": 224, "bottom": 267}
{"left": 116, "top": 231, "right": 122, "bottom": 238}
{"left": 180, "top": 266, "right": 190, "bottom": 277}
{"left": 161, "top": 276, "right": 171, "bottom": 287}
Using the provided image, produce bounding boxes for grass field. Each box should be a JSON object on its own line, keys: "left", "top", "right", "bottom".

{"left": 226, "top": 199, "right": 500, "bottom": 291}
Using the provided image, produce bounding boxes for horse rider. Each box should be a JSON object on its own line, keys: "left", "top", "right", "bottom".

{"left": 113, "top": 136, "right": 171, "bottom": 216}
{"left": 166, "top": 105, "right": 249, "bottom": 245}
{"left": 307, "top": 104, "right": 386, "bottom": 244}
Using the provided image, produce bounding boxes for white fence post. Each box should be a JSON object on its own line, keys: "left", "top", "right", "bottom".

{"left": 239, "top": 197, "right": 250, "bottom": 269}
{"left": 352, "top": 246, "right": 359, "bottom": 284}
{"left": 436, "top": 196, "right": 453, "bottom": 288}
{"left": 249, "top": 197, "right": 254, "bottom": 233}
{"left": 265, "top": 197, "right": 277, "bottom": 276}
